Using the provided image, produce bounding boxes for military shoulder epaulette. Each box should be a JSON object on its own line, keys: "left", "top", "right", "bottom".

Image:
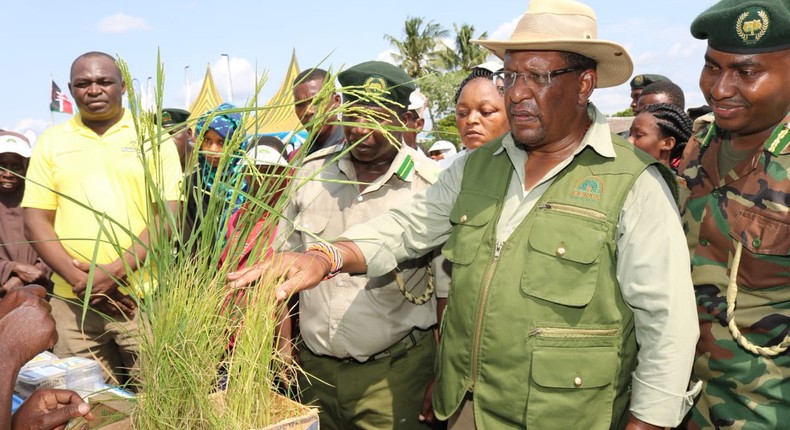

{"left": 699, "top": 123, "right": 719, "bottom": 147}
{"left": 766, "top": 121, "right": 790, "bottom": 156}
{"left": 403, "top": 152, "right": 442, "bottom": 184}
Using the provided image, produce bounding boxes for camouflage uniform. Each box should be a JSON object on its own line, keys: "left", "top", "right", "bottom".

{"left": 678, "top": 115, "right": 790, "bottom": 429}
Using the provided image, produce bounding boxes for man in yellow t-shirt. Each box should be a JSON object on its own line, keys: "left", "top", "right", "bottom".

{"left": 22, "top": 51, "right": 182, "bottom": 385}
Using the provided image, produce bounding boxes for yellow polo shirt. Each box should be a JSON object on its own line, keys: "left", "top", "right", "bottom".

{"left": 22, "top": 110, "right": 182, "bottom": 299}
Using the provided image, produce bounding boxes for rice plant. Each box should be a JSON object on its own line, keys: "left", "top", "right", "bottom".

{"left": 74, "top": 54, "right": 412, "bottom": 428}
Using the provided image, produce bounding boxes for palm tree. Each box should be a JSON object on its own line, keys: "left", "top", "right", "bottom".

{"left": 384, "top": 17, "right": 449, "bottom": 78}
{"left": 437, "top": 24, "right": 490, "bottom": 72}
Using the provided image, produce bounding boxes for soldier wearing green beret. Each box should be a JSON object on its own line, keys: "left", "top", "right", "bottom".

{"left": 629, "top": 73, "right": 672, "bottom": 111}
{"left": 677, "top": 0, "right": 790, "bottom": 428}
{"left": 158, "top": 108, "right": 194, "bottom": 171}
{"left": 266, "top": 60, "right": 449, "bottom": 430}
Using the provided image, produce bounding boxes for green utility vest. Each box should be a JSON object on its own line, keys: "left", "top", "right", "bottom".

{"left": 436, "top": 134, "right": 675, "bottom": 429}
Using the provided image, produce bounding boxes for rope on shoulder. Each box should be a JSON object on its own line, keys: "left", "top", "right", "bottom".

{"left": 395, "top": 265, "right": 435, "bottom": 305}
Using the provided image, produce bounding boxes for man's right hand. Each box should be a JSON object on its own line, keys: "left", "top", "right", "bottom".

{"left": 0, "top": 285, "right": 57, "bottom": 367}
{"left": 11, "top": 389, "right": 94, "bottom": 430}
{"left": 69, "top": 261, "right": 136, "bottom": 318}
{"left": 227, "top": 251, "right": 331, "bottom": 301}
{"left": 70, "top": 261, "right": 125, "bottom": 304}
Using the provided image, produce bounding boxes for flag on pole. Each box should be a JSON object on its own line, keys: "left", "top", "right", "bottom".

{"left": 50, "top": 80, "right": 74, "bottom": 114}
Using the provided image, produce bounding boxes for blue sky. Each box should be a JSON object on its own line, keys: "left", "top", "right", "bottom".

{"left": 1, "top": 0, "right": 715, "bottom": 141}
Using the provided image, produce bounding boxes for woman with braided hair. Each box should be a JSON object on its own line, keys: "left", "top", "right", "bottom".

{"left": 628, "top": 102, "right": 693, "bottom": 172}
{"left": 454, "top": 62, "right": 510, "bottom": 151}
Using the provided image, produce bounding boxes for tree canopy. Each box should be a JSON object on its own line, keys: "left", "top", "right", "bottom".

{"left": 384, "top": 17, "right": 448, "bottom": 78}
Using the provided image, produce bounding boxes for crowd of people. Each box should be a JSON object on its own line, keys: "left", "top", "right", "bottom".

{"left": 1, "top": 0, "right": 788, "bottom": 429}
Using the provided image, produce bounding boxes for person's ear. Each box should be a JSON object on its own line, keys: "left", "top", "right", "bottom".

{"left": 578, "top": 69, "right": 596, "bottom": 105}
{"left": 399, "top": 110, "right": 414, "bottom": 127}
{"left": 661, "top": 136, "right": 676, "bottom": 151}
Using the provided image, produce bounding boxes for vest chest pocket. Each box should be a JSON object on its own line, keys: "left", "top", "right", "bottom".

{"left": 442, "top": 191, "right": 499, "bottom": 265}
{"left": 523, "top": 208, "right": 610, "bottom": 307}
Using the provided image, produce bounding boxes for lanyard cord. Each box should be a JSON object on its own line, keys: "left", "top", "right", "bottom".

{"left": 726, "top": 240, "right": 790, "bottom": 357}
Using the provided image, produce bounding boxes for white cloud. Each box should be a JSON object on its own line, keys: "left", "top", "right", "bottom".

{"left": 176, "top": 56, "right": 281, "bottom": 111}
{"left": 490, "top": 17, "right": 519, "bottom": 41}
{"left": 211, "top": 56, "right": 259, "bottom": 106}
{"left": 684, "top": 90, "right": 707, "bottom": 111}
{"left": 376, "top": 50, "right": 398, "bottom": 65}
{"left": 437, "top": 37, "right": 456, "bottom": 52}
{"left": 591, "top": 86, "right": 632, "bottom": 116}
{"left": 3, "top": 118, "right": 54, "bottom": 145}
{"left": 97, "top": 13, "right": 151, "bottom": 34}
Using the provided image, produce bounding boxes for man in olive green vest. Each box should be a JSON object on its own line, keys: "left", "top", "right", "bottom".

{"left": 229, "top": 1, "right": 700, "bottom": 429}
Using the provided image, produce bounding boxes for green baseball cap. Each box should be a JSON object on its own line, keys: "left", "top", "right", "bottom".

{"left": 691, "top": 0, "right": 790, "bottom": 54}
{"left": 337, "top": 61, "right": 416, "bottom": 108}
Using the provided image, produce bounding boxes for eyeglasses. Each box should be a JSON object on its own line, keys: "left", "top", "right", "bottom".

{"left": 492, "top": 67, "right": 581, "bottom": 90}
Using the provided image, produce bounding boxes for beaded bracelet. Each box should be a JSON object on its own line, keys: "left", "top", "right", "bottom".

{"left": 305, "top": 242, "right": 343, "bottom": 280}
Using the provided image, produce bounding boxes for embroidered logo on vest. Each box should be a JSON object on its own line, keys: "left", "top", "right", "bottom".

{"left": 571, "top": 176, "right": 604, "bottom": 201}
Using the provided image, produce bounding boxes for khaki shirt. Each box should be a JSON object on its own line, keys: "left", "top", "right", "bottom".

{"left": 343, "top": 104, "right": 700, "bottom": 427}
{"left": 275, "top": 143, "right": 448, "bottom": 361}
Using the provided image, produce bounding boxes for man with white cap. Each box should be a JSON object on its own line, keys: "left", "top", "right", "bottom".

{"left": 0, "top": 131, "right": 53, "bottom": 294}
{"left": 403, "top": 89, "right": 429, "bottom": 149}
{"left": 230, "top": 1, "right": 699, "bottom": 428}
{"left": 427, "top": 140, "right": 457, "bottom": 161}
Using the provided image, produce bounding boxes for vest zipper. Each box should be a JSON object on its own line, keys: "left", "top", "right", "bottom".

{"left": 539, "top": 202, "right": 607, "bottom": 221}
{"left": 529, "top": 327, "right": 619, "bottom": 337}
{"left": 469, "top": 240, "right": 504, "bottom": 392}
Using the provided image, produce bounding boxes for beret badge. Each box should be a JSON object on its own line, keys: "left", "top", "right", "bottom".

{"left": 736, "top": 7, "right": 770, "bottom": 45}
{"left": 363, "top": 76, "right": 388, "bottom": 98}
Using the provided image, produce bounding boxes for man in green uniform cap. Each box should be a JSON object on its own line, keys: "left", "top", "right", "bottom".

{"left": 629, "top": 73, "right": 671, "bottom": 111}
{"left": 158, "top": 108, "right": 193, "bottom": 171}
{"left": 230, "top": 1, "right": 700, "bottom": 429}
{"left": 677, "top": 0, "right": 790, "bottom": 428}
{"left": 268, "top": 60, "right": 448, "bottom": 430}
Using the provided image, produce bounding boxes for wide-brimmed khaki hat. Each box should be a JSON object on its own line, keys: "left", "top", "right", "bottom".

{"left": 472, "top": 0, "right": 633, "bottom": 88}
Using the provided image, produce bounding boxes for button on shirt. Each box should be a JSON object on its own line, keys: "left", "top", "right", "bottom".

{"left": 342, "top": 104, "right": 700, "bottom": 427}
{"left": 274, "top": 144, "right": 448, "bottom": 361}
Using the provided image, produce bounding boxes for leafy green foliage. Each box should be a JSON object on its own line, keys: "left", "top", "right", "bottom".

{"left": 435, "top": 24, "right": 490, "bottom": 72}
{"left": 384, "top": 17, "right": 449, "bottom": 78}
{"left": 418, "top": 70, "right": 466, "bottom": 120}
{"left": 611, "top": 107, "right": 635, "bottom": 117}
{"left": 430, "top": 114, "right": 461, "bottom": 146}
